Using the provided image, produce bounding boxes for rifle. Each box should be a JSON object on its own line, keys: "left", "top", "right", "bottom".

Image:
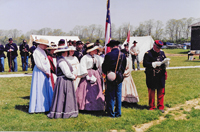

{"left": 8, "top": 49, "right": 12, "bottom": 72}
{"left": 23, "top": 45, "right": 26, "bottom": 71}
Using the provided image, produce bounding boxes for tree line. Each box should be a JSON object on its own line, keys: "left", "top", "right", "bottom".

{"left": 0, "top": 17, "right": 199, "bottom": 46}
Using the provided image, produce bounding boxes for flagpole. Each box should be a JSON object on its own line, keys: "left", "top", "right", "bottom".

{"left": 105, "top": 0, "right": 111, "bottom": 54}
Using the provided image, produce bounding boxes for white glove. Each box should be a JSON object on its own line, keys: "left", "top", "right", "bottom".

{"left": 152, "top": 62, "right": 162, "bottom": 68}
{"left": 165, "top": 61, "right": 170, "bottom": 67}
{"left": 90, "top": 75, "right": 97, "bottom": 84}
{"left": 86, "top": 75, "right": 91, "bottom": 81}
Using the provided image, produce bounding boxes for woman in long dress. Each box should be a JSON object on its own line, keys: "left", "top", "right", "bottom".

{"left": 29, "top": 38, "right": 53, "bottom": 113}
{"left": 76, "top": 43, "right": 105, "bottom": 111}
{"left": 65, "top": 46, "right": 80, "bottom": 91}
{"left": 121, "top": 49, "right": 139, "bottom": 103}
{"left": 47, "top": 46, "right": 78, "bottom": 119}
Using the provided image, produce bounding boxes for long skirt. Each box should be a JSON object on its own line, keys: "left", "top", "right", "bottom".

{"left": 121, "top": 75, "right": 139, "bottom": 103}
{"left": 47, "top": 76, "right": 78, "bottom": 119}
{"left": 76, "top": 69, "right": 105, "bottom": 111}
{"left": 29, "top": 66, "right": 53, "bottom": 113}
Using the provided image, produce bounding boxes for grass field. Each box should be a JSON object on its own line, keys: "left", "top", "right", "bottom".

{"left": 0, "top": 49, "right": 200, "bottom": 131}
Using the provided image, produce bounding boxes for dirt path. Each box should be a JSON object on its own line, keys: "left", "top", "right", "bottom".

{"left": 132, "top": 98, "right": 200, "bottom": 132}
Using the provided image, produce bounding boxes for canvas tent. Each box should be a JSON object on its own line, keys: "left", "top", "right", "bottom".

{"left": 28, "top": 35, "right": 80, "bottom": 46}
{"left": 122, "top": 36, "right": 154, "bottom": 63}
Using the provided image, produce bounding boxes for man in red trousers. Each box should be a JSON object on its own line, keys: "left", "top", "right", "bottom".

{"left": 143, "top": 40, "right": 169, "bottom": 113}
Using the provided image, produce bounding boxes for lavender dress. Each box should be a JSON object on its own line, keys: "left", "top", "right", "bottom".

{"left": 47, "top": 56, "right": 78, "bottom": 118}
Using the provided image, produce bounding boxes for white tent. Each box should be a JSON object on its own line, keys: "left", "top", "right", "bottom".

{"left": 28, "top": 35, "right": 80, "bottom": 46}
{"left": 122, "top": 36, "right": 154, "bottom": 63}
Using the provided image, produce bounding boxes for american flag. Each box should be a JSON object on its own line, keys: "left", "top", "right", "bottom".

{"left": 105, "top": 0, "right": 111, "bottom": 54}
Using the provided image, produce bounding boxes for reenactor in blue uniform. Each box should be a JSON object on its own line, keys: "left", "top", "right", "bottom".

{"left": 0, "top": 43, "right": 6, "bottom": 72}
{"left": 19, "top": 40, "right": 29, "bottom": 71}
{"left": 29, "top": 41, "right": 37, "bottom": 71}
{"left": 143, "top": 40, "right": 169, "bottom": 113}
{"left": 73, "top": 41, "right": 84, "bottom": 62}
{"left": 102, "top": 40, "right": 127, "bottom": 117}
{"left": 5, "top": 38, "right": 18, "bottom": 72}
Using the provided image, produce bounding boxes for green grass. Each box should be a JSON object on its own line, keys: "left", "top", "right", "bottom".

{"left": 147, "top": 109, "right": 200, "bottom": 132}
{"left": 0, "top": 68, "right": 200, "bottom": 131}
{"left": 1, "top": 49, "right": 200, "bottom": 131}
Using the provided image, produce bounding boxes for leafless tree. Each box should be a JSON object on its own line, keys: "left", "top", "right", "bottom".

{"left": 154, "top": 20, "right": 164, "bottom": 40}
{"left": 144, "top": 19, "right": 154, "bottom": 36}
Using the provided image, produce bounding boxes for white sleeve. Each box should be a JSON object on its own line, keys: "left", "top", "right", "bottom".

{"left": 78, "top": 56, "right": 88, "bottom": 77}
{"left": 33, "top": 50, "right": 50, "bottom": 74}
{"left": 59, "top": 61, "right": 75, "bottom": 80}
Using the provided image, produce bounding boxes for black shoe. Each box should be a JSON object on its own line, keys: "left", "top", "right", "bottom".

{"left": 160, "top": 110, "right": 165, "bottom": 113}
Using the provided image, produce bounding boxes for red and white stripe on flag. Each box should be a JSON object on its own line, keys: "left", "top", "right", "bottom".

{"left": 105, "top": 0, "right": 111, "bottom": 54}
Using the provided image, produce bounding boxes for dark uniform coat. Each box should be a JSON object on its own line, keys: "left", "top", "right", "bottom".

{"left": 143, "top": 48, "right": 166, "bottom": 89}
{"left": 19, "top": 43, "right": 29, "bottom": 56}
{"left": 73, "top": 49, "right": 84, "bottom": 62}
{"left": 5, "top": 43, "right": 18, "bottom": 59}
{"left": 102, "top": 48, "right": 127, "bottom": 80}
{"left": 0, "top": 45, "right": 6, "bottom": 58}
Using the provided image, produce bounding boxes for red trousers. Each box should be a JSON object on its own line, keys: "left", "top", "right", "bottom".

{"left": 148, "top": 88, "right": 165, "bottom": 110}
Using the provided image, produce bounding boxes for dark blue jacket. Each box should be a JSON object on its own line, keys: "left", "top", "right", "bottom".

{"left": 19, "top": 43, "right": 29, "bottom": 56}
{"left": 74, "top": 49, "right": 84, "bottom": 62}
{"left": 143, "top": 48, "right": 166, "bottom": 89}
{"left": 0, "top": 45, "right": 6, "bottom": 58}
{"left": 102, "top": 48, "right": 127, "bottom": 75}
{"left": 5, "top": 43, "right": 18, "bottom": 59}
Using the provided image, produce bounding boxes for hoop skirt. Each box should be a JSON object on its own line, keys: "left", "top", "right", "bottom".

{"left": 29, "top": 66, "right": 53, "bottom": 113}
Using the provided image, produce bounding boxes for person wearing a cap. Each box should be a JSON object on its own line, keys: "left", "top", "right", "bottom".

{"left": 47, "top": 46, "right": 78, "bottom": 119}
{"left": 58, "top": 39, "right": 65, "bottom": 46}
{"left": 76, "top": 43, "right": 105, "bottom": 111}
{"left": 143, "top": 40, "right": 169, "bottom": 113}
{"left": 73, "top": 41, "right": 84, "bottom": 62}
{"left": 19, "top": 39, "right": 29, "bottom": 71}
{"left": 129, "top": 40, "right": 140, "bottom": 71}
{"left": 67, "top": 40, "right": 72, "bottom": 46}
{"left": 0, "top": 43, "right": 6, "bottom": 72}
{"left": 102, "top": 40, "right": 127, "bottom": 117}
{"left": 65, "top": 46, "right": 80, "bottom": 91}
{"left": 29, "top": 41, "right": 37, "bottom": 71}
{"left": 29, "top": 38, "right": 53, "bottom": 113}
{"left": 120, "top": 49, "right": 139, "bottom": 103}
{"left": 72, "top": 40, "right": 77, "bottom": 47}
{"left": 5, "top": 38, "right": 18, "bottom": 72}
{"left": 94, "top": 39, "right": 100, "bottom": 46}
{"left": 82, "top": 41, "right": 90, "bottom": 55}
{"left": 46, "top": 42, "right": 58, "bottom": 90}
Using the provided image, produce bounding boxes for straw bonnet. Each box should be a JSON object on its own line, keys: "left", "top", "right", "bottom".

{"left": 46, "top": 42, "right": 58, "bottom": 50}
{"left": 86, "top": 43, "right": 103, "bottom": 53}
{"left": 34, "top": 38, "right": 49, "bottom": 46}
{"left": 66, "top": 46, "right": 76, "bottom": 51}
{"left": 54, "top": 46, "right": 68, "bottom": 53}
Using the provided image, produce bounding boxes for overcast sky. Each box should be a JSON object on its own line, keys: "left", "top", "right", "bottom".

{"left": 0, "top": 0, "right": 200, "bottom": 34}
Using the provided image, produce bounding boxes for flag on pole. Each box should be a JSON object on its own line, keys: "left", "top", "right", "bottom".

{"left": 127, "top": 23, "right": 130, "bottom": 44}
{"left": 105, "top": 0, "right": 111, "bottom": 54}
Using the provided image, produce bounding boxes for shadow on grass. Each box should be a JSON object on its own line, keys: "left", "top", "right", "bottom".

{"left": 21, "top": 96, "right": 30, "bottom": 100}
{"left": 15, "top": 104, "right": 49, "bottom": 115}
{"left": 122, "top": 102, "right": 149, "bottom": 110}
{"left": 15, "top": 105, "right": 29, "bottom": 113}
{"left": 179, "top": 51, "right": 189, "bottom": 54}
{"left": 79, "top": 110, "right": 107, "bottom": 117}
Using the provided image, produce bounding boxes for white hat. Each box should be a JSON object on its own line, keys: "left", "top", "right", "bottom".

{"left": 54, "top": 46, "right": 68, "bottom": 53}
{"left": 66, "top": 46, "right": 76, "bottom": 51}
{"left": 34, "top": 38, "right": 49, "bottom": 46}
{"left": 86, "top": 43, "right": 103, "bottom": 53}
{"left": 46, "top": 42, "right": 58, "bottom": 50}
